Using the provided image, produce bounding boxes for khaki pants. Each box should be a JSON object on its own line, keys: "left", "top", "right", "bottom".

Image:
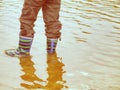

{"left": 20, "top": 0, "right": 62, "bottom": 39}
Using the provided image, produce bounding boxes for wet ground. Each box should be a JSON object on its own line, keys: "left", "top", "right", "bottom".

{"left": 0, "top": 0, "right": 120, "bottom": 90}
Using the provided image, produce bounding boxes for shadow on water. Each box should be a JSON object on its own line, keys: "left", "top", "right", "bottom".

{"left": 19, "top": 52, "right": 68, "bottom": 90}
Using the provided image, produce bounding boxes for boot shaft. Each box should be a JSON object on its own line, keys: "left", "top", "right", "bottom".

{"left": 18, "top": 36, "right": 33, "bottom": 54}
{"left": 47, "top": 38, "right": 58, "bottom": 53}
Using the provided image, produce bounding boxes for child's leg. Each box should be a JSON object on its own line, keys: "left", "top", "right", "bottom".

{"left": 42, "top": 0, "right": 62, "bottom": 53}
{"left": 5, "top": 0, "right": 44, "bottom": 57}
{"left": 20, "top": 0, "right": 44, "bottom": 37}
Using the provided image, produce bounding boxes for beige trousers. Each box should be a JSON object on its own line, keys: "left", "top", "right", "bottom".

{"left": 20, "top": 0, "right": 62, "bottom": 39}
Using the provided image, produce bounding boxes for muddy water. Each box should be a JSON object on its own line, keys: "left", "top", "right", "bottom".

{"left": 0, "top": 0, "right": 120, "bottom": 90}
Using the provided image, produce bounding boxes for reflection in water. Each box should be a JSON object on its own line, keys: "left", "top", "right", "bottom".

{"left": 19, "top": 56, "right": 44, "bottom": 89}
{"left": 45, "top": 52, "right": 68, "bottom": 89}
{"left": 19, "top": 52, "right": 68, "bottom": 89}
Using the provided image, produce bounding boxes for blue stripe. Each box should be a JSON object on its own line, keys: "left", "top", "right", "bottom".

{"left": 50, "top": 40, "right": 54, "bottom": 53}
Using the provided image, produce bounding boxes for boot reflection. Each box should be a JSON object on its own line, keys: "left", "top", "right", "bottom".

{"left": 45, "top": 52, "right": 68, "bottom": 90}
{"left": 19, "top": 56, "right": 44, "bottom": 89}
{"left": 19, "top": 53, "right": 68, "bottom": 89}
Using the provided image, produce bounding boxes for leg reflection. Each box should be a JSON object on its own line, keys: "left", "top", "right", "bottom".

{"left": 45, "top": 52, "right": 68, "bottom": 89}
{"left": 19, "top": 52, "right": 68, "bottom": 89}
{"left": 19, "top": 56, "right": 44, "bottom": 89}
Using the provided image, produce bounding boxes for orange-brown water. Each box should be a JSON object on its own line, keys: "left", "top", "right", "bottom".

{"left": 0, "top": 0, "right": 120, "bottom": 90}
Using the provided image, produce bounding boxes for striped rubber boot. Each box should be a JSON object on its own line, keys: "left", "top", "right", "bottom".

{"left": 5, "top": 36, "right": 33, "bottom": 57}
{"left": 47, "top": 38, "right": 58, "bottom": 54}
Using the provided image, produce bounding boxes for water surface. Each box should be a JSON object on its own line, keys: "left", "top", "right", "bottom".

{"left": 0, "top": 0, "right": 120, "bottom": 90}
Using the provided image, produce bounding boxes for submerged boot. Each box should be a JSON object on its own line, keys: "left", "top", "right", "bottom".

{"left": 5, "top": 36, "right": 33, "bottom": 57}
{"left": 47, "top": 38, "right": 58, "bottom": 54}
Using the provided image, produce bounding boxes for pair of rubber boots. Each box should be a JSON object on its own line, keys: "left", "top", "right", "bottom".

{"left": 5, "top": 36, "right": 58, "bottom": 57}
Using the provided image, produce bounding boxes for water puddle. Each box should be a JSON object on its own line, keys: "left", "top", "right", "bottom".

{"left": 0, "top": 0, "right": 120, "bottom": 90}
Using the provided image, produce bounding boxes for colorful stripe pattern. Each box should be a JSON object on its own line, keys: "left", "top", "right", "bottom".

{"left": 47, "top": 38, "right": 58, "bottom": 53}
{"left": 18, "top": 36, "right": 33, "bottom": 54}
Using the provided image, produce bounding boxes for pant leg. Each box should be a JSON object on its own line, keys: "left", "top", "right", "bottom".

{"left": 20, "top": 0, "right": 44, "bottom": 37}
{"left": 42, "top": 0, "right": 62, "bottom": 39}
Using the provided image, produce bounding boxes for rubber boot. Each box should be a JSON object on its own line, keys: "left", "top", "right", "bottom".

{"left": 5, "top": 36, "right": 33, "bottom": 57}
{"left": 47, "top": 38, "right": 58, "bottom": 54}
